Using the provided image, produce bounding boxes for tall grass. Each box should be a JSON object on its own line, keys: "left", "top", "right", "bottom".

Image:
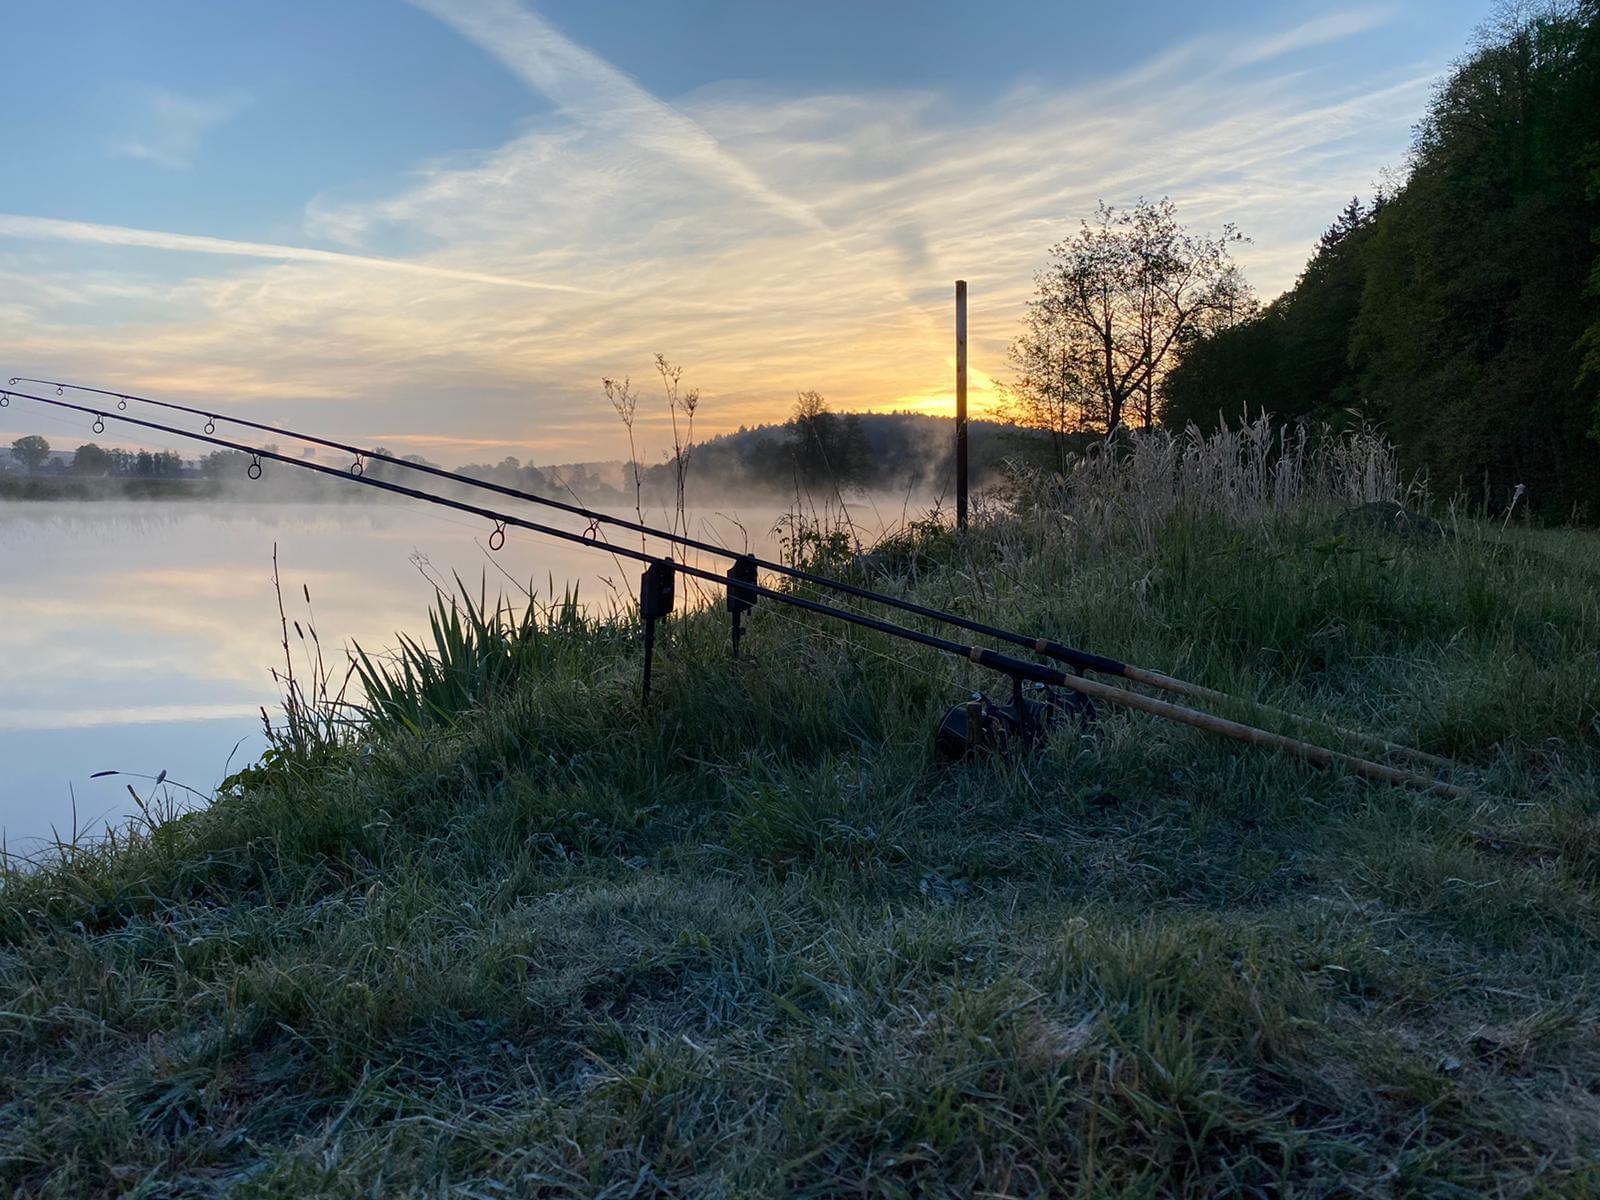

{"left": 1007, "top": 416, "right": 1413, "bottom": 551}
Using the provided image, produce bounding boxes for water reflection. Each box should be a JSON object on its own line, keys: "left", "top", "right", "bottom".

{"left": 0, "top": 497, "right": 808, "bottom": 851}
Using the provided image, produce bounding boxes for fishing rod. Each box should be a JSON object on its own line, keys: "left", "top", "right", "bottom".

{"left": 11, "top": 374, "right": 1453, "bottom": 772}
{"left": 0, "top": 384, "right": 1476, "bottom": 799}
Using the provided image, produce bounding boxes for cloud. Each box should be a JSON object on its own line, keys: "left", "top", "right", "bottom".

{"left": 0, "top": 214, "right": 591, "bottom": 293}
{"left": 372, "top": 432, "right": 548, "bottom": 451}
{"left": 0, "top": 703, "right": 262, "bottom": 732}
{"left": 110, "top": 87, "right": 244, "bottom": 171}
{"left": 2, "top": 4, "right": 1444, "bottom": 466}
{"left": 1235, "top": 7, "right": 1397, "bottom": 66}
{"left": 403, "top": 0, "right": 828, "bottom": 234}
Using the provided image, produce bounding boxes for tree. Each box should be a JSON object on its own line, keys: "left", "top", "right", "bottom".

{"left": 1585, "top": 255, "right": 1600, "bottom": 441}
{"left": 10, "top": 435, "right": 50, "bottom": 472}
{"left": 1009, "top": 198, "right": 1251, "bottom": 442}
{"left": 786, "top": 391, "right": 868, "bottom": 489}
{"left": 1349, "top": 0, "right": 1600, "bottom": 514}
{"left": 457, "top": 452, "right": 547, "bottom": 494}
{"left": 1005, "top": 302, "right": 1088, "bottom": 469}
{"left": 1161, "top": 309, "right": 1288, "bottom": 433}
{"left": 1585, "top": 156, "right": 1600, "bottom": 444}
{"left": 1163, "top": 199, "right": 1378, "bottom": 431}
{"left": 72, "top": 443, "right": 113, "bottom": 476}
{"left": 201, "top": 449, "right": 251, "bottom": 479}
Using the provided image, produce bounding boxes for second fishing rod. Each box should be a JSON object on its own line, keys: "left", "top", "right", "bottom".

{"left": 8, "top": 375, "right": 1457, "bottom": 772}
{"left": 1, "top": 384, "right": 1475, "bottom": 800}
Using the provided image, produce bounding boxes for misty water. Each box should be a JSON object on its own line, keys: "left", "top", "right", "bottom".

{"left": 0, "top": 496, "right": 904, "bottom": 854}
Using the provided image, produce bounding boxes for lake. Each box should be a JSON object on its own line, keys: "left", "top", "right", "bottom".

{"left": 0, "top": 495, "right": 898, "bottom": 854}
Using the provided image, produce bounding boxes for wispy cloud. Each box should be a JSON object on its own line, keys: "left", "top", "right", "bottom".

{"left": 403, "top": 0, "right": 828, "bottom": 234}
{"left": 110, "top": 87, "right": 244, "bottom": 171}
{"left": 372, "top": 432, "right": 550, "bottom": 450}
{"left": 0, "top": 214, "right": 591, "bottom": 293}
{"left": 0, "top": 703, "right": 262, "bottom": 732}
{"left": 1235, "top": 7, "right": 1397, "bottom": 65}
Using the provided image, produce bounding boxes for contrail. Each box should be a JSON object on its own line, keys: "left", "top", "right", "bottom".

{"left": 406, "top": 0, "right": 828, "bottom": 234}
{"left": 0, "top": 213, "right": 590, "bottom": 294}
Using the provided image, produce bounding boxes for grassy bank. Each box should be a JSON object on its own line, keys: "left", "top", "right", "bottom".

{"left": 3, "top": 482, "right": 1599, "bottom": 1195}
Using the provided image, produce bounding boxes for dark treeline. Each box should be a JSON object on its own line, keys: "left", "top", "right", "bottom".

{"left": 1164, "top": 0, "right": 1600, "bottom": 518}
{"left": 2, "top": 436, "right": 191, "bottom": 479}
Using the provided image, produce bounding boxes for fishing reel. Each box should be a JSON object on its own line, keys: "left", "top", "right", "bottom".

{"left": 935, "top": 675, "right": 1096, "bottom": 761}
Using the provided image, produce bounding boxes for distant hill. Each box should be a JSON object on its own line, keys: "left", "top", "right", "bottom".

{"left": 600, "top": 411, "right": 1048, "bottom": 504}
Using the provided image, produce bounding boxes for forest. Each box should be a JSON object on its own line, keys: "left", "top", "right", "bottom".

{"left": 1162, "top": 0, "right": 1600, "bottom": 519}
{"left": 6, "top": 404, "right": 1037, "bottom": 505}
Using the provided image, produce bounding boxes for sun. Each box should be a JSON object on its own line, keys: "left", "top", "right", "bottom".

{"left": 866, "top": 365, "right": 1006, "bottom": 421}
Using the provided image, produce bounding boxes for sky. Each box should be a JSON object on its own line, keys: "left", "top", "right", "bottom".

{"left": 0, "top": 0, "right": 1494, "bottom": 464}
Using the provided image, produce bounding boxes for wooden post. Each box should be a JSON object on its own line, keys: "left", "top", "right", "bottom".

{"left": 955, "top": 279, "right": 968, "bottom": 530}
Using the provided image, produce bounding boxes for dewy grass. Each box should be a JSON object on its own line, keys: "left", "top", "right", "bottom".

{"left": 2, "top": 490, "right": 1599, "bottom": 1196}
